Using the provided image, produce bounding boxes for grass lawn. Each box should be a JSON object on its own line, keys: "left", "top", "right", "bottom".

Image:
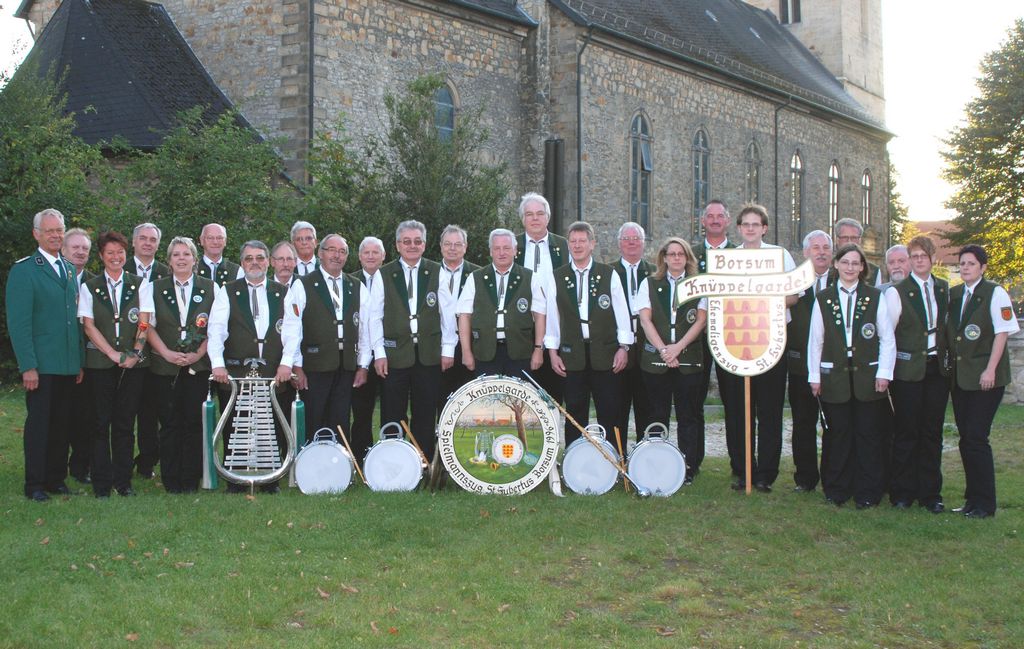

{"left": 0, "top": 385, "right": 1021, "bottom": 648}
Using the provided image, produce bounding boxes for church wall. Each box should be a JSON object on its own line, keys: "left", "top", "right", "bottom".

{"left": 563, "top": 31, "right": 888, "bottom": 263}
{"left": 312, "top": 0, "right": 531, "bottom": 200}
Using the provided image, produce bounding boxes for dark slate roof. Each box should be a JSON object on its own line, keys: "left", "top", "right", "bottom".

{"left": 18, "top": 0, "right": 248, "bottom": 150}
{"left": 446, "top": 0, "right": 537, "bottom": 25}
{"left": 550, "top": 0, "right": 885, "bottom": 130}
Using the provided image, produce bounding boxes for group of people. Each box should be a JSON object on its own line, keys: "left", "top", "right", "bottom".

{"left": 6, "top": 197, "right": 1016, "bottom": 517}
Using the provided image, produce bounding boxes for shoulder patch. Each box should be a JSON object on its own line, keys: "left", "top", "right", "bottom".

{"left": 14, "top": 256, "right": 30, "bottom": 264}
{"left": 1001, "top": 306, "right": 1014, "bottom": 321}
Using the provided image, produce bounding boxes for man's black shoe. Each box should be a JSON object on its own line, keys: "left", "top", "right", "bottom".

{"left": 28, "top": 490, "right": 50, "bottom": 502}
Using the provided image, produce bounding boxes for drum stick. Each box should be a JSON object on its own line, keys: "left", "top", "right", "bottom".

{"left": 336, "top": 425, "right": 368, "bottom": 486}
{"left": 613, "top": 426, "right": 632, "bottom": 494}
{"left": 522, "top": 371, "right": 650, "bottom": 498}
{"left": 399, "top": 420, "right": 430, "bottom": 469}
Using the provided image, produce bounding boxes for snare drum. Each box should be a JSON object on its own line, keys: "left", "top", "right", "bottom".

{"left": 364, "top": 422, "right": 424, "bottom": 492}
{"left": 294, "top": 428, "right": 355, "bottom": 494}
{"left": 562, "top": 424, "right": 620, "bottom": 495}
{"left": 627, "top": 423, "right": 686, "bottom": 497}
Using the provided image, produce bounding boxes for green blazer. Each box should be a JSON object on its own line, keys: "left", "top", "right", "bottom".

{"left": 6, "top": 251, "right": 83, "bottom": 375}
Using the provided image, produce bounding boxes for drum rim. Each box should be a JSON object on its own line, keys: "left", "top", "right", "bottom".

{"left": 562, "top": 439, "right": 620, "bottom": 495}
{"left": 626, "top": 439, "right": 686, "bottom": 496}
{"left": 364, "top": 438, "right": 423, "bottom": 491}
{"left": 294, "top": 441, "right": 354, "bottom": 494}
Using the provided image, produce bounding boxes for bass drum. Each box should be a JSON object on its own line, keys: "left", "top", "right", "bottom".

{"left": 294, "top": 428, "right": 354, "bottom": 494}
{"left": 561, "top": 424, "right": 620, "bottom": 495}
{"left": 364, "top": 422, "right": 425, "bottom": 492}
{"left": 627, "top": 422, "right": 686, "bottom": 497}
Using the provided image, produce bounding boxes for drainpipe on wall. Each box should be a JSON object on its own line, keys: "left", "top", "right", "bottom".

{"left": 772, "top": 95, "right": 792, "bottom": 244}
{"left": 576, "top": 26, "right": 594, "bottom": 222}
{"left": 307, "top": 0, "right": 316, "bottom": 183}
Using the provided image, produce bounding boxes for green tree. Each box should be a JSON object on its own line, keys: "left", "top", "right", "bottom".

{"left": 129, "top": 106, "right": 301, "bottom": 248}
{"left": 888, "top": 162, "right": 910, "bottom": 244}
{"left": 305, "top": 119, "right": 394, "bottom": 271}
{"left": 0, "top": 67, "right": 107, "bottom": 379}
{"left": 382, "top": 74, "right": 511, "bottom": 265}
{"left": 943, "top": 18, "right": 1024, "bottom": 291}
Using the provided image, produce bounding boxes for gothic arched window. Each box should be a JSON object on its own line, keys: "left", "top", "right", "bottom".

{"left": 745, "top": 140, "right": 761, "bottom": 203}
{"left": 434, "top": 85, "right": 455, "bottom": 141}
{"left": 828, "top": 161, "right": 841, "bottom": 235}
{"left": 630, "top": 113, "right": 653, "bottom": 232}
{"left": 790, "top": 150, "right": 804, "bottom": 245}
{"left": 692, "top": 129, "right": 711, "bottom": 237}
{"left": 861, "top": 169, "right": 872, "bottom": 226}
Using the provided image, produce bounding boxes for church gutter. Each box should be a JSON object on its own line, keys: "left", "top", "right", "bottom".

{"left": 576, "top": 25, "right": 594, "bottom": 222}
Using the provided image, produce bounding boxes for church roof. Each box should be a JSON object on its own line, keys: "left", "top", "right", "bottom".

{"left": 18, "top": 0, "right": 247, "bottom": 150}
{"left": 549, "top": 0, "right": 885, "bottom": 131}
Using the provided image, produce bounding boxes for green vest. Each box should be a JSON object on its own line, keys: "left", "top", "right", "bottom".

{"left": 469, "top": 264, "right": 536, "bottom": 362}
{"left": 83, "top": 272, "right": 148, "bottom": 370}
{"left": 694, "top": 239, "right": 736, "bottom": 274}
{"left": 892, "top": 275, "right": 948, "bottom": 382}
{"left": 515, "top": 232, "right": 568, "bottom": 270}
{"left": 613, "top": 258, "right": 653, "bottom": 370}
{"left": 816, "top": 283, "right": 885, "bottom": 403}
{"left": 554, "top": 261, "right": 619, "bottom": 372}
{"left": 197, "top": 259, "right": 241, "bottom": 287}
{"left": 945, "top": 279, "right": 1012, "bottom": 391}
{"left": 639, "top": 276, "right": 703, "bottom": 375}
{"left": 787, "top": 270, "right": 837, "bottom": 376}
{"left": 221, "top": 279, "right": 286, "bottom": 377}
{"left": 297, "top": 272, "right": 360, "bottom": 372}
{"left": 150, "top": 275, "right": 215, "bottom": 376}
{"left": 380, "top": 258, "right": 442, "bottom": 368}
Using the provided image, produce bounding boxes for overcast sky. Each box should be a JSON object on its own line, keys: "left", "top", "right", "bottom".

{"left": 3, "top": 1, "right": 1024, "bottom": 222}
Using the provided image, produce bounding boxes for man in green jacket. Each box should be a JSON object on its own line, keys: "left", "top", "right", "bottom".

{"left": 6, "top": 208, "right": 83, "bottom": 501}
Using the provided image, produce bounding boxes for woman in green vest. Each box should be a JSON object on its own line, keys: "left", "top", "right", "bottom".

{"left": 944, "top": 245, "right": 1019, "bottom": 518}
{"left": 79, "top": 231, "right": 153, "bottom": 497}
{"left": 146, "top": 237, "right": 216, "bottom": 493}
{"left": 636, "top": 237, "right": 706, "bottom": 482}
{"left": 807, "top": 244, "right": 895, "bottom": 508}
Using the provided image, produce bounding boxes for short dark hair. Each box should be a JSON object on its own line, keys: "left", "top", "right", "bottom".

{"left": 959, "top": 244, "right": 988, "bottom": 266}
{"left": 833, "top": 243, "right": 869, "bottom": 282}
{"left": 736, "top": 203, "right": 769, "bottom": 227}
{"left": 97, "top": 230, "right": 129, "bottom": 254}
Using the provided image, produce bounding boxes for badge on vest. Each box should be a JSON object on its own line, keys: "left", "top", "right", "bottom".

{"left": 644, "top": 342, "right": 657, "bottom": 353}
{"left": 127, "top": 307, "right": 140, "bottom": 324}
{"left": 597, "top": 294, "right": 611, "bottom": 310}
{"left": 516, "top": 297, "right": 529, "bottom": 313}
{"left": 383, "top": 338, "right": 397, "bottom": 348}
{"left": 275, "top": 319, "right": 283, "bottom": 334}
{"left": 787, "top": 349, "right": 801, "bottom": 359}
{"left": 195, "top": 313, "right": 209, "bottom": 328}
{"left": 472, "top": 330, "right": 480, "bottom": 340}
{"left": 686, "top": 308, "right": 697, "bottom": 324}
{"left": 896, "top": 351, "right": 912, "bottom": 361}
{"left": 560, "top": 345, "right": 572, "bottom": 354}
{"left": 964, "top": 324, "right": 982, "bottom": 340}
{"left": 305, "top": 345, "right": 320, "bottom": 354}
{"left": 860, "top": 323, "right": 876, "bottom": 340}
{"left": 353, "top": 310, "right": 360, "bottom": 325}
{"left": 820, "top": 361, "right": 833, "bottom": 375}
{"left": 193, "top": 294, "right": 203, "bottom": 303}
{"left": 425, "top": 291, "right": 437, "bottom": 308}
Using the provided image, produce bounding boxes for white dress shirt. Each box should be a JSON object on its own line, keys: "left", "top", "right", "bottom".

{"left": 78, "top": 272, "right": 155, "bottom": 339}
{"left": 207, "top": 280, "right": 271, "bottom": 369}
{"left": 456, "top": 265, "right": 547, "bottom": 341}
{"left": 634, "top": 275, "right": 707, "bottom": 343}
{"left": 807, "top": 280, "right": 895, "bottom": 384}
{"left": 544, "top": 257, "right": 634, "bottom": 349}
{"left": 280, "top": 268, "right": 372, "bottom": 369}
{"left": 439, "top": 261, "right": 466, "bottom": 355}
{"left": 885, "top": 273, "right": 940, "bottom": 356}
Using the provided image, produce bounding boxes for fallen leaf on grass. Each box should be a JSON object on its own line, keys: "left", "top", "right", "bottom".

{"left": 562, "top": 610, "right": 577, "bottom": 622}
{"left": 34, "top": 518, "right": 44, "bottom": 526}
{"left": 127, "top": 539, "right": 136, "bottom": 549}
{"left": 40, "top": 537, "right": 50, "bottom": 545}
{"left": 655, "top": 626, "right": 676, "bottom": 637}
{"left": 245, "top": 494, "right": 256, "bottom": 502}
{"left": 370, "top": 621, "right": 380, "bottom": 634}
{"left": 162, "top": 548, "right": 169, "bottom": 556}
{"left": 174, "top": 562, "right": 194, "bottom": 569}
{"left": 267, "top": 520, "right": 273, "bottom": 527}
{"left": 125, "top": 632, "right": 139, "bottom": 641}
{"left": 479, "top": 509, "right": 490, "bottom": 518}
{"left": 287, "top": 522, "right": 294, "bottom": 529}
{"left": 316, "top": 587, "right": 330, "bottom": 600}
{"left": 497, "top": 604, "right": 511, "bottom": 613}
{"left": 340, "top": 583, "right": 359, "bottom": 594}
{"left": 388, "top": 627, "right": 398, "bottom": 635}
{"left": 287, "top": 621, "right": 302, "bottom": 629}
{"left": 87, "top": 563, "right": 97, "bottom": 571}
{"left": 112, "top": 554, "right": 125, "bottom": 561}
{"left": 143, "top": 552, "right": 153, "bottom": 559}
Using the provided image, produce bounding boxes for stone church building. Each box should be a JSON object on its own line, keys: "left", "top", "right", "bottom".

{"left": 15, "top": 0, "right": 891, "bottom": 259}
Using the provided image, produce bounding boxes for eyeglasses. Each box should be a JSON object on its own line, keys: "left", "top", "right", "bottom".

{"left": 242, "top": 255, "right": 268, "bottom": 263}
{"left": 293, "top": 235, "right": 315, "bottom": 243}
{"left": 442, "top": 241, "right": 465, "bottom": 248}
{"left": 739, "top": 222, "right": 763, "bottom": 229}
{"left": 35, "top": 227, "right": 66, "bottom": 236}
{"left": 322, "top": 247, "right": 347, "bottom": 255}
{"left": 837, "top": 259, "right": 863, "bottom": 268}
{"left": 399, "top": 239, "right": 424, "bottom": 247}
{"left": 620, "top": 236, "right": 643, "bottom": 242}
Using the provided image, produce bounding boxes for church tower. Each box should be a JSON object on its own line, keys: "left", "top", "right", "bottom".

{"left": 745, "top": 0, "right": 885, "bottom": 123}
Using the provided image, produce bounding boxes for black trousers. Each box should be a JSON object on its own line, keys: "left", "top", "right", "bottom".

{"left": 439, "top": 342, "right": 474, "bottom": 418}
{"left": 23, "top": 373, "right": 75, "bottom": 495}
{"left": 134, "top": 369, "right": 162, "bottom": 474}
{"left": 701, "top": 340, "right": 745, "bottom": 477}
{"left": 475, "top": 341, "right": 530, "bottom": 381}
{"left": 382, "top": 359, "right": 440, "bottom": 461}
{"left": 304, "top": 363, "right": 356, "bottom": 447}
{"left": 154, "top": 369, "right": 209, "bottom": 493}
{"left": 563, "top": 350, "right": 620, "bottom": 448}
{"left": 616, "top": 361, "right": 651, "bottom": 444}
{"left": 820, "top": 397, "right": 886, "bottom": 505}
{"left": 350, "top": 365, "right": 379, "bottom": 459}
{"left": 67, "top": 374, "right": 95, "bottom": 480}
{"left": 724, "top": 362, "right": 786, "bottom": 486}
{"left": 889, "top": 359, "right": 949, "bottom": 506}
{"left": 951, "top": 385, "right": 1004, "bottom": 513}
{"left": 643, "top": 368, "right": 702, "bottom": 474}
{"left": 787, "top": 373, "right": 821, "bottom": 490}
{"left": 89, "top": 367, "right": 145, "bottom": 494}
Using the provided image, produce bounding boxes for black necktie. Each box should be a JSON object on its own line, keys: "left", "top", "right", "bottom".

{"left": 250, "top": 285, "right": 260, "bottom": 318}
{"left": 109, "top": 279, "right": 122, "bottom": 317}
{"left": 841, "top": 287, "right": 855, "bottom": 334}
{"left": 531, "top": 240, "right": 541, "bottom": 271}
{"left": 576, "top": 269, "right": 585, "bottom": 306}
{"left": 630, "top": 265, "right": 637, "bottom": 296}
